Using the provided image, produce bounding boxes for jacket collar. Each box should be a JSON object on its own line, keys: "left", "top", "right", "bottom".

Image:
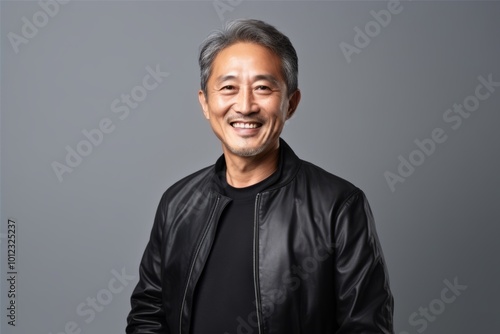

{"left": 211, "top": 137, "right": 302, "bottom": 192}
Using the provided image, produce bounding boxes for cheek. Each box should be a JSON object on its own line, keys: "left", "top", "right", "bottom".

{"left": 279, "top": 98, "right": 289, "bottom": 113}
{"left": 211, "top": 99, "right": 232, "bottom": 116}
{"left": 269, "top": 101, "right": 289, "bottom": 124}
{"left": 205, "top": 105, "right": 222, "bottom": 121}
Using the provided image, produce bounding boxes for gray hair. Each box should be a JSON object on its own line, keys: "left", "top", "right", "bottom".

{"left": 198, "top": 19, "right": 298, "bottom": 97}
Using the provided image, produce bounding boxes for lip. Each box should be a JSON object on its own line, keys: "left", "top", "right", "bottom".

{"left": 230, "top": 122, "right": 262, "bottom": 136}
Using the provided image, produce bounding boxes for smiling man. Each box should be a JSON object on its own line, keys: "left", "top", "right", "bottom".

{"left": 126, "top": 19, "right": 394, "bottom": 334}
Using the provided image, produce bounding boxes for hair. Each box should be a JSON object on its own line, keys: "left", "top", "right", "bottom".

{"left": 198, "top": 19, "right": 298, "bottom": 97}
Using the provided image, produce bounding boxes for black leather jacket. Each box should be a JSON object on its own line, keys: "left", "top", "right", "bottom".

{"left": 126, "top": 138, "right": 394, "bottom": 334}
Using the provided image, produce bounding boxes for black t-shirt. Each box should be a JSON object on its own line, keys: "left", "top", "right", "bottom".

{"left": 190, "top": 168, "right": 279, "bottom": 334}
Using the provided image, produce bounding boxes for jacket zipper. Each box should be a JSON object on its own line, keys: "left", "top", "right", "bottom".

{"left": 253, "top": 193, "right": 263, "bottom": 334}
{"left": 179, "top": 195, "right": 221, "bottom": 334}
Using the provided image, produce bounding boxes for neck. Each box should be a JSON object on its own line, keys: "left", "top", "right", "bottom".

{"left": 223, "top": 143, "right": 279, "bottom": 188}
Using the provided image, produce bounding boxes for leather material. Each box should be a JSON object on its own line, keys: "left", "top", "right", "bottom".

{"left": 126, "top": 138, "right": 394, "bottom": 334}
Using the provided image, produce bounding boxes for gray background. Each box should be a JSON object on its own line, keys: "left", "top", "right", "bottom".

{"left": 1, "top": 0, "right": 499, "bottom": 333}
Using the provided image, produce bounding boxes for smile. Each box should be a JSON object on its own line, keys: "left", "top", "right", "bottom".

{"left": 230, "top": 122, "right": 262, "bottom": 129}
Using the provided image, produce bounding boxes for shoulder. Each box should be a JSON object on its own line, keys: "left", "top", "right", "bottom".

{"left": 157, "top": 163, "right": 217, "bottom": 207}
{"left": 298, "top": 159, "right": 359, "bottom": 193}
{"left": 168, "top": 164, "right": 215, "bottom": 193}
{"left": 296, "top": 159, "right": 365, "bottom": 209}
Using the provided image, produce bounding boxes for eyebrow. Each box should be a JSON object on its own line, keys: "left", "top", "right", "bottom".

{"left": 215, "top": 74, "right": 280, "bottom": 86}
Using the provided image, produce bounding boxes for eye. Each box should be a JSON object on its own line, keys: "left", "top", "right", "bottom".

{"left": 256, "top": 85, "right": 270, "bottom": 91}
{"left": 220, "top": 85, "right": 235, "bottom": 90}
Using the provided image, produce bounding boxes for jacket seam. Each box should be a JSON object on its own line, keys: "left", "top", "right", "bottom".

{"left": 178, "top": 192, "right": 220, "bottom": 334}
{"left": 333, "top": 187, "right": 362, "bottom": 223}
{"left": 253, "top": 194, "right": 263, "bottom": 334}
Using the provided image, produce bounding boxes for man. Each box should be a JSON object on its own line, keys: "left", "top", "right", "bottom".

{"left": 126, "top": 19, "right": 393, "bottom": 334}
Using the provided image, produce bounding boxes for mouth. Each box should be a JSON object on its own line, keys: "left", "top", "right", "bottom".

{"left": 230, "top": 121, "right": 263, "bottom": 129}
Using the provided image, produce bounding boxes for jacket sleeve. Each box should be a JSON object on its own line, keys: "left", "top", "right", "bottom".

{"left": 126, "top": 193, "right": 169, "bottom": 334}
{"left": 333, "top": 189, "right": 394, "bottom": 333}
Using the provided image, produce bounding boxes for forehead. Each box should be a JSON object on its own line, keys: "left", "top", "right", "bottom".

{"left": 210, "top": 42, "right": 283, "bottom": 82}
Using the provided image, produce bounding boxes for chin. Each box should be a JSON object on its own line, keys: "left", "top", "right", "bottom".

{"left": 226, "top": 143, "right": 267, "bottom": 157}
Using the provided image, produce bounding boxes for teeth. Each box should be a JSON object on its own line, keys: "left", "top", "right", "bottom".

{"left": 232, "top": 122, "right": 260, "bottom": 129}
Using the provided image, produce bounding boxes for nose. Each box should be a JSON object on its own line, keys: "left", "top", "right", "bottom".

{"left": 234, "top": 87, "right": 258, "bottom": 114}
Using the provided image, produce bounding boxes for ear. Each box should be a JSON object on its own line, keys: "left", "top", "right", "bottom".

{"left": 286, "top": 89, "right": 301, "bottom": 120}
{"left": 198, "top": 90, "right": 210, "bottom": 119}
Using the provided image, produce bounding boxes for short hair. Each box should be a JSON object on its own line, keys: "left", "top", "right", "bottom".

{"left": 198, "top": 19, "right": 298, "bottom": 97}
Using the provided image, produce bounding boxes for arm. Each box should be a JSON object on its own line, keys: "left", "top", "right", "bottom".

{"left": 333, "top": 189, "right": 394, "bottom": 333}
{"left": 126, "top": 194, "right": 168, "bottom": 334}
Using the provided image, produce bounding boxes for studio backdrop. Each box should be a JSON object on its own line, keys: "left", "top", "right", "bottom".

{"left": 1, "top": 0, "right": 499, "bottom": 333}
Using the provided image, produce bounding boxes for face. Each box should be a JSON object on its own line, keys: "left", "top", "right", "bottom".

{"left": 198, "top": 42, "right": 300, "bottom": 158}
